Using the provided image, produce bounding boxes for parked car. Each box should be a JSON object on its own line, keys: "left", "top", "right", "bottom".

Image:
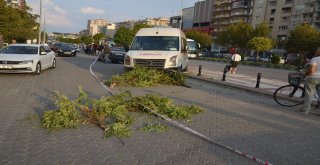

{"left": 108, "top": 47, "right": 126, "bottom": 63}
{"left": 56, "top": 43, "right": 77, "bottom": 56}
{"left": 0, "top": 44, "right": 56, "bottom": 75}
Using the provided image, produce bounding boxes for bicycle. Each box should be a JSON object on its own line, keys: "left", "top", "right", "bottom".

{"left": 273, "top": 67, "right": 320, "bottom": 107}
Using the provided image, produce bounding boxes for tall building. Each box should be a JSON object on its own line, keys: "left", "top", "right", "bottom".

{"left": 87, "top": 19, "right": 116, "bottom": 38}
{"left": 193, "top": 0, "right": 214, "bottom": 34}
{"left": 183, "top": 7, "right": 194, "bottom": 30}
{"left": 212, "top": 0, "right": 253, "bottom": 38}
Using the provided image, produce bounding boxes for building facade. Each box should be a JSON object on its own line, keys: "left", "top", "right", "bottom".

{"left": 87, "top": 19, "right": 116, "bottom": 37}
{"left": 183, "top": 7, "right": 194, "bottom": 30}
{"left": 193, "top": 0, "right": 214, "bottom": 34}
{"left": 212, "top": 0, "right": 253, "bottom": 38}
{"left": 5, "top": 0, "right": 26, "bottom": 9}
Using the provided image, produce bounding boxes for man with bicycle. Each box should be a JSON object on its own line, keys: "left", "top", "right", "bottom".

{"left": 301, "top": 47, "right": 320, "bottom": 114}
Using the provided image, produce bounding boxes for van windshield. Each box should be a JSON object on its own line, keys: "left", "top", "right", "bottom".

{"left": 130, "top": 36, "right": 179, "bottom": 51}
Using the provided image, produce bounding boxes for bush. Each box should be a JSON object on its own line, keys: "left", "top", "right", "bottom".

{"left": 271, "top": 55, "right": 281, "bottom": 64}
{"left": 105, "top": 66, "right": 185, "bottom": 88}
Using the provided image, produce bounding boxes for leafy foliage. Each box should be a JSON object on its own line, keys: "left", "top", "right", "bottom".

{"left": 41, "top": 92, "right": 83, "bottom": 131}
{"left": 114, "top": 23, "right": 151, "bottom": 48}
{"left": 133, "top": 94, "right": 203, "bottom": 120}
{"left": 252, "top": 22, "right": 270, "bottom": 38}
{"left": 271, "top": 55, "right": 280, "bottom": 64}
{"left": 140, "top": 122, "right": 169, "bottom": 132}
{"left": 41, "top": 88, "right": 203, "bottom": 138}
{"left": 113, "top": 26, "right": 134, "bottom": 47}
{"left": 0, "top": 1, "right": 38, "bottom": 43}
{"left": 105, "top": 66, "right": 185, "bottom": 88}
{"left": 247, "top": 37, "right": 273, "bottom": 52}
{"left": 93, "top": 33, "right": 105, "bottom": 44}
{"left": 185, "top": 30, "right": 212, "bottom": 48}
{"left": 215, "top": 22, "right": 273, "bottom": 53}
{"left": 285, "top": 24, "right": 320, "bottom": 56}
{"left": 215, "top": 21, "right": 254, "bottom": 52}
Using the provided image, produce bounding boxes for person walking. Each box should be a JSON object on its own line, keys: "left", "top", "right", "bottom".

{"left": 230, "top": 49, "right": 241, "bottom": 74}
{"left": 301, "top": 47, "right": 320, "bottom": 114}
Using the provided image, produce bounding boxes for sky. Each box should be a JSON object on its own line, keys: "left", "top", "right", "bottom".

{"left": 26, "top": 0, "right": 199, "bottom": 33}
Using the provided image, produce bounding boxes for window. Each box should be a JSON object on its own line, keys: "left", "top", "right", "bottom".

{"left": 278, "top": 26, "right": 288, "bottom": 31}
{"left": 270, "top": 18, "right": 274, "bottom": 24}
{"left": 269, "top": 1, "right": 277, "bottom": 6}
{"left": 255, "top": 16, "right": 260, "bottom": 20}
{"left": 282, "top": 7, "right": 292, "bottom": 14}
{"left": 271, "top": 9, "right": 276, "bottom": 15}
{"left": 282, "top": 16, "right": 290, "bottom": 22}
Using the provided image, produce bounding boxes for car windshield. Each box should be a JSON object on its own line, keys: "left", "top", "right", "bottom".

{"left": 0, "top": 45, "right": 38, "bottom": 54}
{"left": 130, "top": 36, "right": 179, "bottom": 51}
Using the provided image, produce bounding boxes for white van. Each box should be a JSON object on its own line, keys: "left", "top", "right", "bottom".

{"left": 124, "top": 28, "right": 188, "bottom": 71}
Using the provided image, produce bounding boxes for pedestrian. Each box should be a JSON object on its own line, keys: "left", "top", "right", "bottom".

{"left": 300, "top": 47, "right": 320, "bottom": 114}
{"left": 229, "top": 49, "right": 241, "bottom": 74}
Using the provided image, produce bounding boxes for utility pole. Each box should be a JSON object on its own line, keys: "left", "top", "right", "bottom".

{"left": 180, "top": 0, "right": 183, "bottom": 30}
{"left": 38, "top": 0, "right": 42, "bottom": 44}
{"left": 43, "top": 10, "right": 46, "bottom": 43}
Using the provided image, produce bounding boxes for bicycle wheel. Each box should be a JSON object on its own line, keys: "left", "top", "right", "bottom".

{"left": 273, "top": 85, "right": 304, "bottom": 107}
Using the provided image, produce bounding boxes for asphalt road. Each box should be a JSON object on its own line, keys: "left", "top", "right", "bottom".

{"left": 0, "top": 52, "right": 319, "bottom": 165}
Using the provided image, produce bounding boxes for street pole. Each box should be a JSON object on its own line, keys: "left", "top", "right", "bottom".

{"left": 180, "top": 0, "right": 183, "bottom": 29}
{"left": 43, "top": 10, "right": 46, "bottom": 43}
{"left": 38, "top": 0, "right": 42, "bottom": 44}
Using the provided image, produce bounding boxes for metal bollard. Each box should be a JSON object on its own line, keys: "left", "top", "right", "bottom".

{"left": 222, "top": 65, "right": 228, "bottom": 81}
{"left": 255, "top": 73, "right": 262, "bottom": 88}
{"left": 197, "top": 65, "right": 202, "bottom": 76}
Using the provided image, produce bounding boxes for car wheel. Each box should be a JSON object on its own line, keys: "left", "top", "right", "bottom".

{"left": 33, "top": 62, "right": 41, "bottom": 75}
{"left": 50, "top": 58, "right": 56, "bottom": 69}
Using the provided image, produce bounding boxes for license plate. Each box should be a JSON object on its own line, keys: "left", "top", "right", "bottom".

{"left": 65, "top": 52, "right": 71, "bottom": 54}
{"left": 115, "top": 53, "right": 123, "bottom": 56}
{"left": 0, "top": 65, "right": 13, "bottom": 69}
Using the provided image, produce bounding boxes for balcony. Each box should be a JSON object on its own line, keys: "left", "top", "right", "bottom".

{"left": 303, "top": 8, "right": 315, "bottom": 13}
{"left": 214, "top": 0, "right": 232, "bottom": 5}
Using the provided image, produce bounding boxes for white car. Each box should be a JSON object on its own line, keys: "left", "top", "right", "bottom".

{"left": 0, "top": 44, "right": 56, "bottom": 75}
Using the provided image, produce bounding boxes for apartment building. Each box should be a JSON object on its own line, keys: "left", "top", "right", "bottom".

{"left": 87, "top": 19, "right": 116, "bottom": 37}
{"left": 143, "top": 17, "right": 170, "bottom": 27}
{"left": 211, "top": 0, "right": 253, "bottom": 38}
{"left": 5, "top": 0, "right": 26, "bottom": 9}
{"left": 251, "top": 0, "right": 320, "bottom": 42}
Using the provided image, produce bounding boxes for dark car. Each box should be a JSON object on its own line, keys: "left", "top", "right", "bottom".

{"left": 108, "top": 47, "right": 126, "bottom": 63}
{"left": 57, "top": 43, "right": 77, "bottom": 57}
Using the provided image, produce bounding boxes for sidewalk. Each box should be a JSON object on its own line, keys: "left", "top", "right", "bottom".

{"left": 187, "top": 66, "right": 288, "bottom": 97}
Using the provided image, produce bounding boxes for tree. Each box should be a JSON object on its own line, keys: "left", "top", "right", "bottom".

{"left": 215, "top": 21, "right": 253, "bottom": 53}
{"left": 285, "top": 24, "right": 320, "bottom": 59}
{"left": 80, "top": 35, "right": 93, "bottom": 45}
{"left": 247, "top": 37, "right": 273, "bottom": 61}
{"left": 252, "top": 22, "right": 270, "bottom": 38}
{"left": 113, "top": 26, "right": 134, "bottom": 48}
{"left": 0, "top": 1, "right": 38, "bottom": 43}
{"left": 185, "top": 30, "right": 212, "bottom": 48}
{"left": 247, "top": 37, "right": 273, "bottom": 52}
{"left": 93, "top": 33, "right": 105, "bottom": 44}
{"left": 132, "top": 23, "right": 152, "bottom": 34}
